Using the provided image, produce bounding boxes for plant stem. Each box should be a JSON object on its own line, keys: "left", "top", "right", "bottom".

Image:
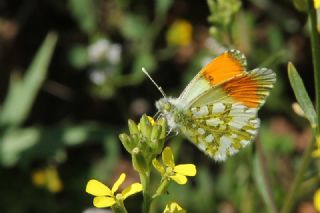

{"left": 112, "top": 201, "right": 128, "bottom": 213}
{"left": 140, "top": 172, "right": 151, "bottom": 213}
{"left": 255, "top": 139, "right": 278, "bottom": 213}
{"left": 309, "top": 0, "right": 320, "bottom": 127}
{"left": 152, "top": 178, "right": 169, "bottom": 199}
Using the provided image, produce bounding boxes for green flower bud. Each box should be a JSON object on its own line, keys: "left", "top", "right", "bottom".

{"left": 151, "top": 124, "right": 162, "bottom": 141}
{"left": 156, "top": 118, "right": 167, "bottom": 154}
{"left": 150, "top": 124, "right": 162, "bottom": 151}
{"left": 157, "top": 117, "right": 167, "bottom": 139}
{"left": 132, "top": 147, "right": 148, "bottom": 173}
{"left": 139, "top": 114, "right": 152, "bottom": 139}
{"left": 128, "top": 119, "right": 139, "bottom": 136}
{"left": 131, "top": 134, "right": 139, "bottom": 144}
{"left": 119, "top": 133, "right": 133, "bottom": 154}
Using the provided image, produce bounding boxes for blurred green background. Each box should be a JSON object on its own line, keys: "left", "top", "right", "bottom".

{"left": 0, "top": 0, "right": 319, "bottom": 212}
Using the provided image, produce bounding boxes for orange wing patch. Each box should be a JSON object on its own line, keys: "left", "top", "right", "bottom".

{"left": 222, "top": 75, "right": 259, "bottom": 108}
{"left": 200, "top": 50, "right": 246, "bottom": 85}
{"left": 221, "top": 68, "right": 276, "bottom": 108}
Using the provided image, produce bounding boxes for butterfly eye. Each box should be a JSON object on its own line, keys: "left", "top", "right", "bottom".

{"left": 163, "top": 103, "right": 171, "bottom": 112}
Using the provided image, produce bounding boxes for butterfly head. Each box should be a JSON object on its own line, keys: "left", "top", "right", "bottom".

{"left": 155, "top": 98, "right": 172, "bottom": 113}
{"left": 155, "top": 97, "right": 181, "bottom": 129}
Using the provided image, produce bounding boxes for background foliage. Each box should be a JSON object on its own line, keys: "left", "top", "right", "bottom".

{"left": 0, "top": 0, "right": 319, "bottom": 212}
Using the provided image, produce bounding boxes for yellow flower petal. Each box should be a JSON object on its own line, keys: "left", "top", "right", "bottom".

{"left": 174, "top": 164, "right": 197, "bottom": 176}
{"left": 122, "top": 183, "right": 143, "bottom": 200}
{"left": 315, "top": 0, "right": 320, "bottom": 8}
{"left": 162, "top": 147, "right": 175, "bottom": 168}
{"left": 32, "top": 169, "right": 46, "bottom": 186}
{"left": 312, "top": 149, "right": 320, "bottom": 158}
{"left": 93, "top": 196, "right": 116, "bottom": 208}
{"left": 164, "top": 202, "right": 186, "bottom": 213}
{"left": 112, "top": 173, "right": 126, "bottom": 193}
{"left": 86, "top": 179, "right": 112, "bottom": 196}
{"left": 153, "top": 158, "right": 165, "bottom": 174}
{"left": 170, "top": 173, "right": 187, "bottom": 185}
{"left": 47, "top": 167, "right": 63, "bottom": 193}
{"left": 314, "top": 189, "right": 320, "bottom": 211}
{"left": 316, "top": 135, "right": 320, "bottom": 147}
{"left": 166, "top": 19, "right": 193, "bottom": 46}
{"left": 147, "top": 116, "right": 155, "bottom": 125}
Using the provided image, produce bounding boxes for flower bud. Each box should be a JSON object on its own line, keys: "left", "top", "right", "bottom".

{"left": 131, "top": 134, "right": 139, "bottom": 144}
{"left": 157, "top": 117, "right": 167, "bottom": 139}
{"left": 119, "top": 133, "right": 133, "bottom": 154}
{"left": 128, "top": 119, "right": 139, "bottom": 136}
{"left": 156, "top": 118, "right": 167, "bottom": 154}
{"left": 139, "top": 114, "right": 152, "bottom": 139}
{"left": 132, "top": 147, "right": 148, "bottom": 173}
{"left": 150, "top": 124, "right": 162, "bottom": 152}
{"left": 151, "top": 124, "right": 162, "bottom": 141}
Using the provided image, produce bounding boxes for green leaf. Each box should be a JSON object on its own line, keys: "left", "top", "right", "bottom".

{"left": 0, "top": 123, "right": 113, "bottom": 167}
{"left": 0, "top": 32, "right": 58, "bottom": 127}
{"left": 288, "top": 62, "right": 318, "bottom": 128}
{"left": 68, "top": 44, "right": 89, "bottom": 69}
{"left": 120, "top": 14, "right": 148, "bottom": 41}
{"left": 155, "top": 0, "right": 173, "bottom": 16}
{"left": 253, "top": 153, "right": 277, "bottom": 213}
{"left": 293, "top": 0, "right": 308, "bottom": 12}
{"left": 68, "top": 0, "right": 97, "bottom": 34}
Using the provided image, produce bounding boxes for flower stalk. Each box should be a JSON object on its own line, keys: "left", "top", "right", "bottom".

{"left": 140, "top": 172, "right": 152, "bottom": 213}
{"left": 152, "top": 178, "right": 170, "bottom": 199}
{"left": 309, "top": 0, "right": 320, "bottom": 126}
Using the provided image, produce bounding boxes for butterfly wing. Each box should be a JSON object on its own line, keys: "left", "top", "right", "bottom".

{"left": 178, "top": 102, "right": 260, "bottom": 161}
{"left": 178, "top": 49, "right": 247, "bottom": 108}
{"left": 190, "top": 68, "right": 276, "bottom": 108}
{"left": 175, "top": 52, "right": 276, "bottom": 160}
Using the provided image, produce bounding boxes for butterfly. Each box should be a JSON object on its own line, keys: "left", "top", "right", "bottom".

{"left": 146, "top": 49, "right": 276, "bottom": 161}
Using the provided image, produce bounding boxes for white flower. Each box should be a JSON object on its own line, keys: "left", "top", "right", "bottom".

{"left": 88, "top": 39, "right": 110, "bottom": 63}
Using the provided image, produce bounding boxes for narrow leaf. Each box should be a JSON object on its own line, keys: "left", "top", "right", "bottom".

{"left": 288, "top": 62, "right": 317, "bottom": 128}
{"left": 253, "top": 153, "right": 277, "bottom": 213}
{"left": 0, "top": 32, "right": 58, "bottom": 127}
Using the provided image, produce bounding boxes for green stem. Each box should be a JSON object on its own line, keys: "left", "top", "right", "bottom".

{"left": 152, "top": 178, "right": 170, "bottom": 199}
{"left": 140, "top": 172, "right": 151, "bottom": 213}
{"left": 111, "top": 200, "right": 128, "bottom": 213}
{"left": 309, "top": 0, "right": 320, "bottom": 127}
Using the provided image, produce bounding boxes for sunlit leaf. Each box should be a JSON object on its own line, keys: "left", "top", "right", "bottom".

{"left": 288, "top": 62, "right": 317, "bottom": 128}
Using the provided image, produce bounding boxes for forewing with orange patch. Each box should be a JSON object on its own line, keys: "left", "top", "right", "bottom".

{"left": 200, "top": 49, "right": 247, "bottom": 85}
{"left": 190, "top": 68, "right": 276, "bottom": 109}
{"left": 178, "top": 49, "right": 247, "bottom": 108}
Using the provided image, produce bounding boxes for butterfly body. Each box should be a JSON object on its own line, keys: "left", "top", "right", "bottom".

{"left": 155, "top": 50, "right": 276, "bottom": 161}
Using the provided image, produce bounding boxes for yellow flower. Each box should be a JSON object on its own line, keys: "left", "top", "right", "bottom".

{"left": 153, "top": 147, "right": 196, "bottom": 184}
{"left": 315, "top": 0, "right": 320, "bottom": 8}
{"left": 166, "top": 19, "right": 193, "bottom": 46}
{"left": 32, "top": 166, "right": 63, "bottom": 193}
{"left": 163, "top": 202, "right": 186, "bottom": 213}
{"left": 314, "top": 189, "right": 320, "bottom": 211}
{"left": 86, "top": 173, "right": 142, "bottom": 208}
{"left": 312, "top": 135, "right": 320, "bottom": 158}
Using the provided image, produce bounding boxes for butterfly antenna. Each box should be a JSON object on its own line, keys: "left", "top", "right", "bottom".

{"left": 142, "top": 67, "right": 167, "bottom": 98}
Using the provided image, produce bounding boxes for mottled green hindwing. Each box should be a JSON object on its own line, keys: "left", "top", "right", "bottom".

{"left": 176, "top": 102, "right": 259, "bottom": 161}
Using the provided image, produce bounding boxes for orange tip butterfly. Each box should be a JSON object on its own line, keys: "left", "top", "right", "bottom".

{"left": 144, "top": 49, "right": 276, "bottom": 161}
